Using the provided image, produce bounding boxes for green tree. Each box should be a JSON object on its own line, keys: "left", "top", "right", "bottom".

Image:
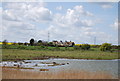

{"left": 30, "top": 38, "right": 34, "bottom": 46}
{"left": 48, "top": 42, "right": 53, "bottom": 46}
{"left": 100, "top": 43, "right": 112, "bottom": 51}
{"left": 72, "top": 42, "right": 75, "bottom": 47}
{"left": 38, "top": 40, "right": 42, "bottom": 43}
{"left": 18, "top": 42, "right": 23, "bottom": 45}
{"left": 24, "top": 42, "right": 28, "bottom": 46}
{"left": 2, "top": 40, "right": 8, "bottom": 45}
{"left": 37, "top": 40, "right": 43, "bottom": 46}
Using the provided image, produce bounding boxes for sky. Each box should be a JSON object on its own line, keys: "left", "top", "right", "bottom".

{"left": 1, "top": 2, "right": 118, "bottom": 45}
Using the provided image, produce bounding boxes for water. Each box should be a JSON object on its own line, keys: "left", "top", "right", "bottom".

{"left": 1, "top": 58, "right": 119, "bottom": 78}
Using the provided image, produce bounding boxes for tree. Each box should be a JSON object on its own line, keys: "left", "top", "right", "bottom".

{"left": 38, "top": 40, "right": 42, "bottom": 43}
{"left": 74, "top": 44, "right": 90, "bottom": 50}
{"left": 24, "top": 42, "right": 28, "bottom": 46}
{"left": 12, "top": 42, "right": 17, "bottom": 45}
{"left": 30, "top": 38, "right": 34, "bottom": 46}
{"left": 72, "top": 42, "right": 75, "bottom": 47}
{"left": 100, "top": 43, "right": 112, "bottom": 51}
{"left": 18, "top": 42, "right": 23, "bottom": 45}
{"left": 2, "top": 40, "right": 8, "bottom": 45}
{"left": 48, "top": 42, "right": 53, "bottom": 46}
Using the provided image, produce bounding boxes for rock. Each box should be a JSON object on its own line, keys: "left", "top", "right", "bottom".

{"left": 20, "top": 62, "right": 23, "bottom": 65}
{"left": 53, "top": 62, "right": 57, "bottom": 64}
{"left": 14, "top": 61, "right": 17, "bottom": 63}
{"left": 35, "top": 64, "right": 38, "bottom": 66}
{"left": 61, "top": 63, "right": 65, "bottom": 65}
{"left": 17, "top": 65, "right": 20, "bottom": 68}
{"left": 22, "top": 61, "right": 31, "bottom": 63}
{"left": 14, "top": 64, "right": 18, "bottom": 66}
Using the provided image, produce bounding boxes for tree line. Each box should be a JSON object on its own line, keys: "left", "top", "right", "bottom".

{"left": 1, "top": 39, "right": 119, "bottom": 52}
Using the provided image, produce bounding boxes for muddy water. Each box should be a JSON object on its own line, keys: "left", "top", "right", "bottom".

{"left": 2, "top": 59, "right": 119, "bottom": 79}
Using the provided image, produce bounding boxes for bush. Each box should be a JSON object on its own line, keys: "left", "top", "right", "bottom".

{"left": 2, "top": 45, "right": 10, "bottom": 49}
{"left": 100, "top": 43, "right": 112, "bottom": 51}
{"left": 17, "top": 45, "right": 26, "bottom": 49}
{"left": 25, "top": 46, "right": 35, "bottom": 50}
{"left": 55, "top": 46, "right": 60, "bottom": 50}
{"left": 74, "top": 44, "right": 90, "bottom": 50}
{"left": 81, "top": 44, "right": 91, "bottom": 50}
{"left": 91, "top": 45, "right": 101, "bottom": 48}
{"left": 2, "top": 40, "right": 8, "bottom": 45}
{"left": 74, "top": 46, "right": 81, "bottom": 50}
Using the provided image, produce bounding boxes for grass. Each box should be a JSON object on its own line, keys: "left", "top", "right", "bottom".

{"left": 2, "top": 48, "right": 118, "bottom": 61}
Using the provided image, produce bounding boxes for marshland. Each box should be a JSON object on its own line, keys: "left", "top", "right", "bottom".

{"left": 1, "top": 40, "right": 119, "bottom": 79}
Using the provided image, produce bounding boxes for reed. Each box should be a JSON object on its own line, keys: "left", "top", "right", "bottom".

{"left": 2, "top": 68, "right": 114, "bottom": 79}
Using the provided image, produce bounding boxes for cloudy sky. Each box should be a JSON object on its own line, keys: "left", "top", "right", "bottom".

{"left": 1, "top": 2, "right": 118, "bottom": 44}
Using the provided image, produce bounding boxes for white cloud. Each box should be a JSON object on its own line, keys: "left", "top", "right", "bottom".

{"left": 74, "top": 5, "right": 93, "bottom": 16}
{"left": 101, "top": 4, "right": 112, "bottom": 9}
{"left": 2, "top": 2, "right": 52, "bottom": 42}
{"left": 2, "top": 3, "right": 100, "bottom": 43}
{"left": 0, "top": 7, "right": 2, "bottom": 41}
{"left": 24, "top": 7, "right": 52, "bottom": 22}
{"left": 95, "top": 2, "right": 113, "bottom": 9}
{"left": 111, "top": 19, "right": 119, "bottom": 30}
{"left": 56, "top": 6, "right": 62, "bottom": 10}
{"left": 52, "top": 5, "right": 94, "bottom": 30}
{"left": 2, "top": 3, "right": 116, "bottom": 44}
{"left": 3, "top": 2, "right": 52, "bottom": 22}
{"left": 2, "top": 19, "right": 36, "bottom": 42}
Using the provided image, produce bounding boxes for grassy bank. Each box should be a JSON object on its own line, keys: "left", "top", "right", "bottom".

{"left": 2, "top": 49, "right": 118, "bottom": 61}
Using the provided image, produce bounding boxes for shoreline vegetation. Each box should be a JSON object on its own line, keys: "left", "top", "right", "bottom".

{"left": 1, "top": 39, "right": 119, "bottom": 61}
{"left": 1, "top": 43, "right": 118, "bottom": 79}
{"left": 2, "top": 45, "right": 118, "bottom": 61}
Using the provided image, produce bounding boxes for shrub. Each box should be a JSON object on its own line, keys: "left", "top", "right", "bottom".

{"left": 74, "top": 46, "right": 81, "bottom": 50}
{"left": 25, "top": 46, "right": 35, "bottom": 50}
{"left": 48, "top": 42, "right": 54, "bottom": 46}
{"left": 100, "top": 43, "right": 112, "bottom": 51}
{"left": 17, "top": 45, "right": 26, "bottom": 49}
{"left": 74, "top": 44, "right": 90, "bottom": 50}
{"left": 55, "top": 46, "right": 60, "bottom": 50}
{"left": 2, "top": 40, "right": 8, "bottom": 45}
{"left": 2, "top": 45, "right": 10, "bottom": 49}
{"left": 91, "top": 45, "right": 101, "bottom": 48}
{"left": 81, "top": 44, "right": 91, "bottom": 50}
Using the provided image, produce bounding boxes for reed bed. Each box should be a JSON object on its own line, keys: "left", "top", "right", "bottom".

{"left": 2, "top": 68, "right": 114, "bottom": 79}
{"left": 0, "top": 67, "right": 2, "bottom": 80}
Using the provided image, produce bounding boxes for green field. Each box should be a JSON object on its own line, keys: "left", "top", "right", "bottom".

{"left": 2, "top": 48, "right": 118, "bottom": 61}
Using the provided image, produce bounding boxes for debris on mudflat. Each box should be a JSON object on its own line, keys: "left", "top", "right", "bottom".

{"left": 40, "top": 69, "right": 49, "bottom": 71}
